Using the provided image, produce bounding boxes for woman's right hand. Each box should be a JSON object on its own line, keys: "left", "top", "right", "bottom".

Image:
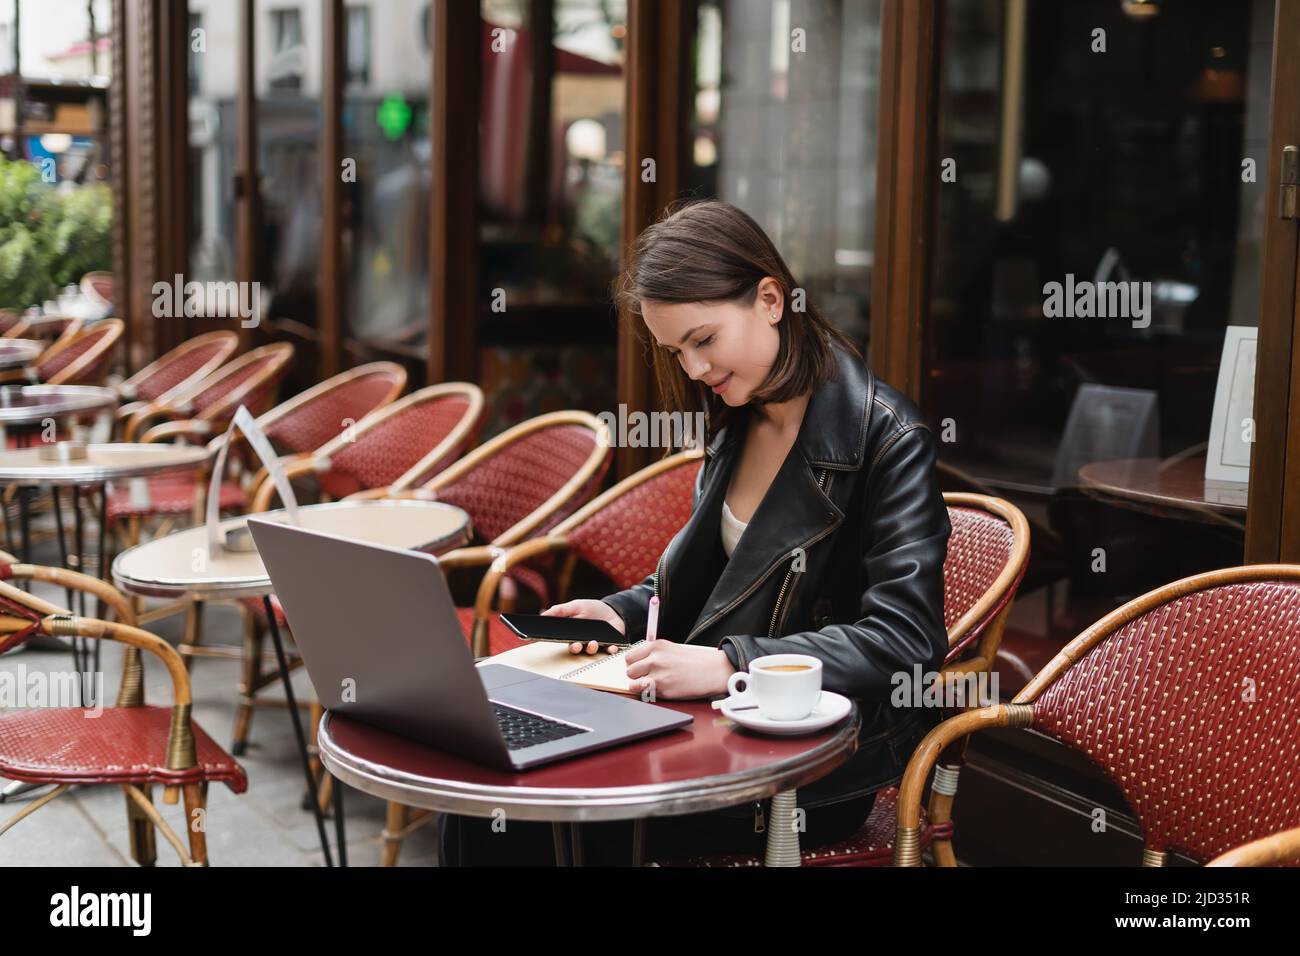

{"left": 541, "top": 599, "right": 625, "bottom": 655}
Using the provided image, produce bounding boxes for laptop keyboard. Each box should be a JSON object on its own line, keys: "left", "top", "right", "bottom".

{"left": 492, "top": 702, "right": 589, "bottom": 750}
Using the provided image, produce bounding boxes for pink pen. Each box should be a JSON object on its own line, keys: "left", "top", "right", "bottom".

{"left": 647, "top": 595, "right": 659, "bottom": 642}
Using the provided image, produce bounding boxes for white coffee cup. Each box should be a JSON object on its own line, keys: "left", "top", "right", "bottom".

{"left": 726, "top": 653, "right": 823, "bottom": 721}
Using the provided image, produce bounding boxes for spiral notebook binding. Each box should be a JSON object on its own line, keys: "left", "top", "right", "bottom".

{"left": 563, "top": 640, "right": 647, "bottom": 679}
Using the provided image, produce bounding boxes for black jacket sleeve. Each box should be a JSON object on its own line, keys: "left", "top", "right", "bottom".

{"left": 600, "top": 453, "right": 709, "bottom": 641}
{"left": 718, "top": 425, "right": 950, "bottom": 701}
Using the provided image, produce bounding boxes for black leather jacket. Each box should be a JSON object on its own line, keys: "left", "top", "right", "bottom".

{"left": 601, "top": 343, "right": 951, "bottom": 809}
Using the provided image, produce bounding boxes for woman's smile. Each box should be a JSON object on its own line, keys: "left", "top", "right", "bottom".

{"left": 709, "top": 372, "right": 733, "bottom": 396}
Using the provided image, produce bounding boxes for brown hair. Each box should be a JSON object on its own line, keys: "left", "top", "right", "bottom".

{"left": 616, "top": 199, "right": 859, "bottom": 444}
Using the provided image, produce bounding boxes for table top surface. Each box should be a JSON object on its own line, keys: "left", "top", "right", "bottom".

{"left": 1078, "top": 455, "right": 1247, "bottom": 514}
{"left": 0, "top": 385, "right": 117, "bottom": 424}
{"left": 0, "top": 340, "right": 41, "bottom": 369}
{"left": 0, "top": 442, "right": 212, "bottom": 483}
{"left": 318, "top": 699, "right": 861, "bottom": 822}
{"left": 112, "top": 498, "right": 472, "bottom": 600}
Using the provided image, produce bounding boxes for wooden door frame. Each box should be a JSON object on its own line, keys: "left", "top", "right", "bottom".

{"left": 618, "top": 0, "right": 693, "bottom": 480}
{"left": 869, "top": 0, "right": 940, "bottom": 401}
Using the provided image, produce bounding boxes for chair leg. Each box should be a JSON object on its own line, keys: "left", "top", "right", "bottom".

{"left": 182, "top": 783, "right": 209, "bottom": 866}
{"left": 231, "top": 610, "right": 265, "bottom": 756}
{"left": 926, "top": 735, "right": 970, "bottom": 868}
{"left": 124, "top": 783, "right": 158, "bottom": 866}
{"left": 123, "top": 784, "right": 193, "bottom": 865}
{"left": 179, "top": 600, "right": 205, "bottom": 673}
{"left": 382, "top": 802, "right": 409, "bottom": 867}
{"left": 0, "top": 784, "right": 69, "bottom": 837}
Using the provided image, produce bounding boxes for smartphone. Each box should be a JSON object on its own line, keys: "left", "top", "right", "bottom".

{"left": 498, "top": 612, "right": 630, "bottom": 646}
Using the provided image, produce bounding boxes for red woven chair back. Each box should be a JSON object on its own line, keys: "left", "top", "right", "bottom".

{"left": 126, "top": 332, "right": 239, "bottom": 404}
{"left": 316, "top": 385, "right": 481, "bottom": 499}
{"left": 0, "top": 310, "right": 21, "bottom": 335}
{"left": 261, "top": 363, "right": 405, "bottom": 457}
{"left": 1028, "top": 574, "right": 1300, "bottom": 863}
{"left": 81, "top": 272, "right": 114, "bottom": 305}
{"left": 185, "top": 343, "right": 294, "bottom": 423}
{"left": 36, "top": 319, "right": 123, "bottom": 384}
{"left": 563, "top": 452, "right": 702, "bottom": 589}
{"left": 942, "top": 501, "right": 1024, "bottom": 661}
{"left": 429, "top": 415, "right": 610, "bottom": 545}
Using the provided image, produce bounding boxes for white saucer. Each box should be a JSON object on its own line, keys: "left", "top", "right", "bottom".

{"left": 717, "top": 691, "right": 852, "bottom": 735}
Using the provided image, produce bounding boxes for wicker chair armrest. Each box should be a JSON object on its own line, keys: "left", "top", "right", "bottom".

{"left": 140, "top": 418, "right": 214, "bottom": 445}
{"left": 894, "top": 703, "right": 1034, "bottom": 866}
{"left": 4, "top": 562, "right": 134, "bottom": 625}
{"left": 1207, "top": 826, "right": 1300, "bottom": 867}
{"left": 470, "top": 536, "right": 566, "bottom": 622}
{"left": 249, "top": 455, "right": 320, "bottom": 513}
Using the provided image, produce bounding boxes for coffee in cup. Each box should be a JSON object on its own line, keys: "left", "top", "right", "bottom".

{"left": 726, "top": 653, "right": 823, "bottom": 720}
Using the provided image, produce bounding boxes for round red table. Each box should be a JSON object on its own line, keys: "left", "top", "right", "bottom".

{"left": 318, "top": 697, "right": 859, "bottom": 866}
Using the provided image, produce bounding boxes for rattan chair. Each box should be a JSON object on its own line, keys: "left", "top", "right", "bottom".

{"left": 1208, "top": 825, "right": 1300, "bottom": 867}
{"left": 894, "top": 564, "right": 1300, "bottom": 866}
{"left": 113, "top": 331, "right": 240, "bottom": 433}
{"left": 33, "top": 318, "right": 124, "bottom": 386}
{"left": 0, "top": 559, "right": 246, "bottom": 866}
{"left": 394, "top": 410, "right": 613, "bottom": 641}
{"left": 80, "top": 271, "right": 114, "bottom": 310}
{"left": 247, "top": 381, "right": 484, "bottom": 512}
{"left": 121, "top": 342, "right": 295, "bottom": 442}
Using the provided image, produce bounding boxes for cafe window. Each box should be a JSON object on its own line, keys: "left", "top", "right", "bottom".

{"left": 268, "top": 7, "right": 305, "bottom": 91}
{"left": 476, "top": 0, "right": 626, "bottom": 437}
{"left": 341, "top": 0, "right": 431, "bottom": 383}
{"left": 925, "top": 0, "right": 1274, "bottom": 691}
{"left": 685, "top": 0, "right": 883, "bottom": 350}
{"left": 346, "top": 5, "right": 371, "bottom": 88}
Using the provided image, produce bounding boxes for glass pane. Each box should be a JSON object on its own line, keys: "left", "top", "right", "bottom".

{"left": 686, "top": 0, "right": 882, "bottom": 348}
{"left": 0, "top": 0, "right": 114, "bottom": 314}
{"left": 256, "top": 0, "right": 321, "bottom": 393}
{"left": 477, "top": 0, "right": 625, "bottom": 437}
{"left": 341, "top": 0, "right": 431, "bottom": 382}
{"left": 926, "top": 0, "right": 1273, "bottom": 690}
{"left": 188, "top": 0, "right": 241, "bottom": 328}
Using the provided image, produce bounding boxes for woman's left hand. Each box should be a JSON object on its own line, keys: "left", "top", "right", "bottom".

{"left": 624, "top": 640, "right": 735, "bottom": 700}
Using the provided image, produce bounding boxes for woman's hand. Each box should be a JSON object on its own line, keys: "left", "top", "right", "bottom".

{"left": 624, "top": 641, "right": 735, "bottom": 700}
{"left": 540, "top": 599, "right": 625, "bottom": 655}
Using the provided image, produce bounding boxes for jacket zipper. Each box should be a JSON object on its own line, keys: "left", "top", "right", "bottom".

{"left": 652, "top": 547, "right": 667, "bottom": 607}
{"left": 766, "top": 468, "right": 831, "bottom": 639}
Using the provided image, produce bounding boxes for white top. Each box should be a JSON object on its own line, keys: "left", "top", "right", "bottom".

{"left": 721, "top": 499, "right": 749, "bottom": 558}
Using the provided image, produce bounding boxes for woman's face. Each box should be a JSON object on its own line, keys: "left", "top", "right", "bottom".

{"left": 641, "top": 278, "right": 783, "bottom": 407}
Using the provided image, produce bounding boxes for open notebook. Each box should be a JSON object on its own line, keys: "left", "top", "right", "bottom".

{"left": 478, "top": 639, "right": 647, "bottom": 695}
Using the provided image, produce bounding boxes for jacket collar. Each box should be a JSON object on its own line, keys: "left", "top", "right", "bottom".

{"left": 705, "top": 342, "right": 875, "bottom": 471}
{"left": 682, "top": 343, "right": 875, "bottom": 643}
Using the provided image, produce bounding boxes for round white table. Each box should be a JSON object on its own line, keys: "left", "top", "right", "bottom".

{"left": 112, "top": 499, "right": 473, "bottom": 867}
{"left": 0, "top": 340, "right": 42, "bottom": 371}
{"left": 0, "top": 385, "right": 117, "bottom": 429}
{"left": 0, "top": 443, "right": 215, "bottom": 679}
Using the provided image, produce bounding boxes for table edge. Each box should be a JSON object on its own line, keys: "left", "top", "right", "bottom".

{"left": 317, "top": 705, "right": 861, "bottom": 823}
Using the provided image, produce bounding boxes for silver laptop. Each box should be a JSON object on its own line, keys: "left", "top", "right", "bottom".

{"left": 246, "top": 518, "right": 693, "bottom": 771}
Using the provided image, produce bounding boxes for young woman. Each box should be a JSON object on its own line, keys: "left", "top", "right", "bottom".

{"left": 439, "top": 199, "right": 950, "bottom": 866}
